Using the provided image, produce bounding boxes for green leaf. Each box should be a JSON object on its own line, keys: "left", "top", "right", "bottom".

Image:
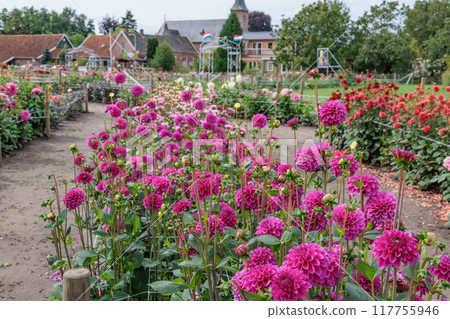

{"left": 130, "top": 251, "right": 144, "bottom": 268}
{"left": 216, "top": 257, "right": 231, "bottom": 269}
{"left": 179, "top": 254, "right": 203, "bottom": 268}
{"left": 93, "top": 230, "right": 110, "bottom": 239}
{"left": 142, "top": 258, "right": 159, "bottom": 269}
{"left": 344, "top": 283, "right": 373, "bottom": 301}
{"left": 132, "top": 214, "right": 141, "bottom": 233}
{"left": 150, "top": 281, "right": 187, "bottom": 294}
{"left": 188, "top": 270, "right": 202, "bottom": 289}
{"left": 363, "top": 230, "right": 383, "bottom": 241}
{"left": 256, "top": 235, "right": 280, "bottom": 246}
{"left": 352, "top": 180, "right": 364, "bottom": 189}
{"left": 158, "top": 246, "right": 178, "bottom": 260}
{"left": 356, "top": 260, "right": 376, "bottom": 281}
{"left": 240, "top": 289, "right": 266, "bottom": 301}
{"left": 280, "top": 230, "right": 293, "bottom": 244}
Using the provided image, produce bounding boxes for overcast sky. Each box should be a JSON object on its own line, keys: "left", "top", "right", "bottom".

{"left": 2, "top": 0, "right": 417, "bottom": 34}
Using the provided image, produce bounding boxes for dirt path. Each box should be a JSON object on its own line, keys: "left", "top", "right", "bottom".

{"left": 0, "top": 103, "right": 107, "bottom": 301}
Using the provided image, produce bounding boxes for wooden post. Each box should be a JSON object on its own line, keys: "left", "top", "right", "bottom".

{"left": 45, "top": 88, "right": 50, "bottom": 137}
{"left": 0, "top": 136, "right": 2, "bottom": 168}
{"left": 299, "top": 77, "right": 305, "bottom": 103}
{"left": 420, "top": 77, "right": 426, "bottom": 90}
{"left": 393, "top": 73, "right": 397, "bottom": 83}
{"left": 83, "top": 83, "right": 88, "bottom": 113}
{"left": 276, "top": 81, "right": 281, "bottom": 94}
{"left": 63, "top": 268, "right": 91, "bottom": 301}
{"left": 383, "top": 74, "right": 387, "bottom": 83}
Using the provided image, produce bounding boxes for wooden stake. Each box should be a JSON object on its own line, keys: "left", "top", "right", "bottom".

{"left": 45, "top": 88, "right": 50, "bottom": 137}
{"left": 393, "top": 73, "right": 397, "bottom": 83}
{"left": 276, "top": 81, "right": 281, "bottom": 94}
{"left": 63, "top": 268, "right": 91, "bottom": 301}
{"left": 300, "top": 77, "right": 305, "bottom": 103}
{"left": 420, "top": 77, "right": 426, "bottom": 90}
{"left": 83, "top": 83, "right": 89, "bottom": 113}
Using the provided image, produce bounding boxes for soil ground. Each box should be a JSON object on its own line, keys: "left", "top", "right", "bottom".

{"left": 0, "top": 105, "right": 448, "bottom": 300}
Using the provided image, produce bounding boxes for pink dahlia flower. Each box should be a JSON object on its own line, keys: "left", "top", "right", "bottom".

{"left": 131, "top": 84, "right": 144, "bottom": 97}
{"left": 245, "top": 247, "right": 277, "bottom": 270}
{"left": 143, "top": 193, "right": 164, "bottom": 211}
{"left": 372, "top": 229, "right": 419, "bottom": 269}
{"left": 172, "top": 200, "right": 192, "bottom": 214}
{"left": 295, "top": 147, "right": 321, "bottom": 172}
{"left": 63, "top": 188, "right": 85, "bottom": 210}
{"left": 331, "top": 154, "right": 359, "bottom": 177}
{"left": 302, "top": 190, "right": 329, "bottom": 232}
{"left": 136, "top": 125, "right": 150, "bottom": 137}
{"left": 205, "top": 112, "right": 217, "bottom": 124}
{"left": 347, "top": 174, "right": 379, "bottom": 197}
{"left": 391, "top": 149, "right": 418, "bottom": 165}
{"left": 181, "top": 90, "right": 192, "bottom": 102}
{"left": 151, "top": 176, "right": 171, "bottom": 195}
{"left": 218, "top": 202, "right": 237, "bottom": 228}
{"left": 190, "top": 173, "right": 221, "bottom": 201}
{"left": 185, "top": 114, "right": 199, "bottom": 127}
{"left": 321, "top": 249, "right": 344, "bottom": 288}
{"left": 443, "top": 156, "right": 450, "bottom": 171}
{"left": 239, "top": 264, "right": 279, "bottom": 296}
{"left": 331, "top": 204, "right": 366, "bottom": 241}
{"left": 364, "top": 191, "right": 397, "bottom": 225}
{"left": 235, "top": 184, "right": 261, "bottom": 211}
{"left": 319, "top": 100, "right": 347, "bottom": 126}
{"left": 283, "top": 243, "right": 330, "bottom": 286}
{"left": 113, "top": 118, "right": 127, "bottom": 130}
{"left": 231, "top": 270, "right": 247, "bottom": 300}
{"left": 270, "top": 267, "right": 311, "bottom": 301}
{"left": 255, "top": 216, "right": 285, "bottom": 240}
{"left": 75, "top": 172, "right": 93, "bottom": 184}
{"left": 19, "top": 110, "right": 31, "bottom": 123}
{"left": 109, "top": 105, "right": 122, "bottom": 118}
{"left": 193, "top": 99, "right": 205, "bottom": 110}
{"left": 429, "top": 255, "right": 450, "bottom": 282}
{"left": 252, "top": 114, "right": 268, "bottom": 129}
{"left": 114, "top": 73, "right": 126, "bottom": 84}
{"left": 355, "top": 270, "right": 382, "bottom": 295}
{"left": 286, "top": 117, "right": 299, "bottom": 128}
{"left": 195, "top": 215, "right": 225, "bottom": 238}
{"left": 5, "top": 82, "right": 18, "bottom": 96}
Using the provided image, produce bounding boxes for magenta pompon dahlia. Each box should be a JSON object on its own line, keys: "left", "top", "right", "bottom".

{"left": 391, "top": 149, "right": 418, "bottom": 166}
{"left": 319, "top": 100, "right": 347, "bottom": 126}
{"left": 331, "top": 204, "right": 366, "bottom": 241}
{"left": 143, "top": 193, "right": 164, "bottom": 211}
{"left": 63, "top": 188, "right": 85, "bottom": 210}
{"left": 255, "top": 216, "right": 285, "bottom": 240}
{"left": 244, "top": 247, "right": 277, "bottom": 270}
{"left": 270, "top": 267, "right": 312, "bottom": 301}
{"left": 252, "top": 114, "right": 268, "bottom": 129}
{"left": 235, "top": 184, "right": 261, "bottom": 211}
{"left": 364, "top": 191, "right": 397, "bottom": 225}
{"left": 295, "top": 147, "right": 321, "bottom": 172}
{"left": 330, "top": 154, "right": 359, "bottom": 177}
{"left": 283, "top": 243, "right": 331, "bottom": 286}
{"left": 347, "top": 174, "right": 380, "bottom": 198}
{"left": 372, "top": 229, "right": 420, "bottom": 269}
{"left": 239, "top": 264, "right": 279, "bottom": 297}
{"left": 114, "top": 73, "right": 126, "bottom": 84}
{"left": 429, "top": 255, "right": 450, "bottom": 282}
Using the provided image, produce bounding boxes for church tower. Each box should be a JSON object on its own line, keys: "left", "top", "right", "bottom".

{"left": 230, "top": 0, "right": 249, "bottom": 32}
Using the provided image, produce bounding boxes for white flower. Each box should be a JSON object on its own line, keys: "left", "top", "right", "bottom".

{"left": 194, "top": 82, "right": 202, "bottom": 88}
{"left": 228, "top": 81, "right": 236, "bottom": 89}
{"left": 207, "top": 82, "right": 215, "bottom": 89}
{"left": 175, "top": 77, "right": 184, "bottom": 85}
{"left": 235, "top": 74, "right": 243, "bottom": 83}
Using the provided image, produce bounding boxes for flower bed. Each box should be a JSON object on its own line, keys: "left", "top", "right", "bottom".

{"left": 40, "top": 73, "right": 449, "bottom": 301}
{"left": 329, "top": 76, "right": 450, "bottom": 200}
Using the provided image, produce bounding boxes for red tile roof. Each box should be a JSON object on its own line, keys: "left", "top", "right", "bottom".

{"left": 0, "top": 34, "right": 68, "bottom": 63}
{"left": 73, "top": 34, "right": 118, "bottom": 58}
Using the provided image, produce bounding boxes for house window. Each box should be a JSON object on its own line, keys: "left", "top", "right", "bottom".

{"left": 252, "top": 42, "right": 262, "bottom": 55}
{"left": 182, "top": 56, "right": 187, "bottom": 66}
{"left": 267, "top": 62, "right": 274, "bottom": 72}
{"left": 268, "top": 42, "right": 273, "bottom": 50}
{"left": 189, "top": 58, "right": 193, "bottom": 66}
{"left": 121, "top": 43, "right": 125, "bottom": 53}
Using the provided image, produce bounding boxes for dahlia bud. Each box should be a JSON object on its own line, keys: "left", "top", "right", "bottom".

{"left": 424, "top": 232, "right": 436, "bottom": 246}
{"left": 114, "top": 194, "right": 121, "bottom": 201}
{"left": 161, "top": 204, "right": 167, "bottom": 211}
{"left": 181, "top": 156, "right": 190, "bottom": 167}
{"left": 69, "top": 144, "right": 77, "bottom": 152}
{"left": 234, "top": 242, "right": 249, "bottom": 256}
{"left": 262, "top": 166, "right": 271, "bottom": 174}
{"left": 274, "top": 120, "right": 281, "bottom": 128}
{"left": 338, "top": 158, "right": 346, "bottom": 165}
{"left": 239, "top": 130, "right": 245, "bottom": 137}
{"left": 236, "top": 229, "right": 244, "bottom": 240}
{"left": 277, "top": 175, "right": 286, "bottom": 183}
{"left": 174, "top": 162, "right": 180, "bottom": 168}
{"left": 322, "top": 194, "right": 335, "bottom": 204}
{"left": 46, "top": 212, "right": 55, "bottom": 220}
{"left": 308, "top": 68, "right": 319, "bottom": 77}
{"left": 223, "top": 174, "right": 229, "bottom": 180}
{"left": 281, "top": 187, "right": 289, "bottom": 195}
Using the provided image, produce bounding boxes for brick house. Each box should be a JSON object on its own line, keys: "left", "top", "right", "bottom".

{"left": 122, "top": 29, "right": 197, "bottom": 68}
{"left": 157, "top": 0, "right": 281, "bottom": 73}
{"left": 72, "top": 34, "right": 119, "bottom": 69}
{"left": 0, "top": 34, "right": 72, "bottom": 66}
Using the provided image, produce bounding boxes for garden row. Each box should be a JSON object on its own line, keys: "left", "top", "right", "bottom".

{"left": 329, "top": 75, "right": 450, "bottom": 200}
{"left": 41, "top": 72, "right": 449, "bottom": 301}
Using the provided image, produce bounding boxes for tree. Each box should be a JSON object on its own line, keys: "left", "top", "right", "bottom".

{"left": 99, "top": 15, "right": 120, "bottom": 34}
{"left": 152, "top": 42, "right": 175, "bottom": 71}
{"left": 405, "top": 0, "right": 450, "bottom": 58}
{"left": 146, "top": 38, "right": 159, "bottom": 66}
{"left": 69, "top": 34, "right": 86, "bottom": 47}
{"left": 351, "top": 1, "right": 413, "bottom": 73}
{"left": 58, "top": 45, "right": 68, "bottom": 64}
{"left": 248, "top": 11, "right": 272, "bottom": 31}
{"left": 274, "top": 0, "right": 351, "bottom": 70}
{"left": 121, "top": 10, "right": 137, "bottom": 31}
{"left": 214, "top": 12, "right": 243, "bottom": 72}
{"left": 41, "top": 47, "right": 52, "bottom": 64}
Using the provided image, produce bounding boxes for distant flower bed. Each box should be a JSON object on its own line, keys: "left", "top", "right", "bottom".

{"left": 330, "top": 77, "right": 450, "bottom": 200}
